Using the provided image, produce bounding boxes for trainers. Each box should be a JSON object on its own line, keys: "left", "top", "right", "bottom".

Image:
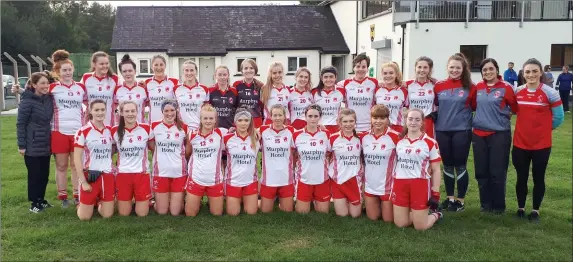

{"left": 516, "top": 209, "right": 525, "bottom": 219}
{"left": 29, "top": 202, "right": 44, "bottom": 213}
{"left": 73, "top": 198, "right": 79, "bottom": 206}
{"left": 40, "top": 200, "right": 53, "bottom": 209}
{"left": 61, "top": 199, "right": 70, "bottom": 208}
{"left": 432, "top": 211, "right": 444, "bottom": 222}
{"left": 449, "top": 200, "right": 465, "bottom": 212}
{"left": 441, "top": 199, "right": 453, "bottom": 210}
{"left": 528, "top": 211, "right": 540, "bottom": 223}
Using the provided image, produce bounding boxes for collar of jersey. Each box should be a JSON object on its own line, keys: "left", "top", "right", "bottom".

{"left": 235, "top": 132, "right": 249, "bottom": 141}
{"left": 122, "top": 82, "right": 138, "bottom": 90}
{"left": 92, "top": 73, "right": 107, "bottom": 82}
{"left": 304, "top": 128, "right": 320, "bottom": 136}
{"left": 153, "top": 76, "right": 168, "bottom": 84}
{"left": 370, "top": 127, "right": 388, "bottom": 139}
{"left": 59, "top": 81, "right": 76, "bottom": 88}
{"left": 322, "top": 87, "right": 335, "bottom": 94}
{"left": 352, "top": 77, "right": 367, "bottom": 84}
{"left": 198, "top": 129, "right": 214, "bottom": 138}
{"left": 405, "top": 132, "right": 425, "bottom": 144}
{"left": 183, "top": 81, "right": 199, "bottom": 89}
{"left": 162, "top": 121, "right": 175, "bottom": 128}
{"left": 340, "top": 132, "right": 355, "bottom": 141}
{"left": 124, "top": 123, "right": 139, "bottom": 133}
{"left": 89, "top": 121, "right": 107, "bottom": 134}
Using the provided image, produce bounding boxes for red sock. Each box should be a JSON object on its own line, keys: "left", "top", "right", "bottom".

{"left": 58, "top": 190, "right": 68, "bottom": 200}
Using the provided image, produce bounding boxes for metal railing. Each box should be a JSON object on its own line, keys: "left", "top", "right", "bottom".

{"left": 393, "top": 0, "right": 573, "bottom": 24}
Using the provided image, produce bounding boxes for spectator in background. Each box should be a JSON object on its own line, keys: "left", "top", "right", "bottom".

{"left": 543, "top": 65, "right": 554, "bottom": 88}
{"left": 556, "top": 66, "right": 573, "bottom": 113}
{"left": 503, "top": 62, "right": 518, "bottom": 86}
{"left": 517, "top": 69, "right": 525, "bottom": 87}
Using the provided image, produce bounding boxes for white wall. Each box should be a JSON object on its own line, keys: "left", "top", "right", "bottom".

{"left": 329, "top": 1, "right": 358, "bottom": 54}
{"left": 405, "top": 21, "right": 573, "bottom": 81}
{"left": 356, "top": 13, "right": 399, "bottom": 78}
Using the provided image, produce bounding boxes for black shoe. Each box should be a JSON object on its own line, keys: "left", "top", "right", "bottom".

{"left": 40, "top": 200, "right": 53, "bottom": 209}
{"left": 449, "top": 200, "right": 465, "bottom": 212}
{"left": 29, "top": 202, "right": 44, "bottom": 213}
{"left": 441, "top": 199, "right": 453, "bottom": 210}
{"left": 516, "top": 209, "right": 525, "bottom": 219}
{"left": 528, "top": 211, "right": 540, "bottom": 223}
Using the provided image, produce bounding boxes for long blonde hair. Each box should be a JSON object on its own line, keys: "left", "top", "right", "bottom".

{"left": 380, "top": 62, "right": 403, "bottom": 87}
{"left": 294, "top": 67, "right": 312, "bottom": 92}
{"left": 198, "top": 104, "right": 218, "bottom": 131}
{"left": 401, "top": 108, "right": 425, "bottom": 138}
{"left": 269, "top": 104, "right": 288, "bottom": 126}
{"left": 261, "top": 62, "right": 284, "bottom": 106}
{"left": 337, "top": 108, "right": 358, "bottom": 138}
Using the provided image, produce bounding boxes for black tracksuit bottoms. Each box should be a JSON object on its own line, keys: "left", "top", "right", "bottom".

{"left": 435, "top": 130, "right": 472, "bottom": 199}
{"left": 512, "top": 146, "right": 551, "bottom": 210}
{"left": 24, "top": 155, "right": 51, "bottom": 203}
{"left": 472, "top": 131, "right": 511, "bottom": 213}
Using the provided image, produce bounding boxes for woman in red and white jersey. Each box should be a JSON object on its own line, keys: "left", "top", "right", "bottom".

{"left": 329, "top": 108, "right": 362, "bottom": 218}
{"left": 258, "top": 104, "right": 296, "bottom": 213}
{"left": 293, "top": 104, "right": 331, "bottom": 214}
{"left": 289, "top": 67, "right": 313, "bottom": 130}
{"left": 374, "top": 62, "right": 408, "bottom": 133}
{"left": 142, "top": 55, "right": 178, "bottom": 123}
{"left": 174, "top": 60, "right": 209, "bottom": 130}
{"left": 49, "top": 50, "right": 87, "bottom": 207}
{"left": 405, "top": 56, "right": 438, "bottom": 138}
{"left": 361, "top": 105, "right": 400, "bottom": 222}
{"left": 112, "top": 101, "right": 152, "bottom": 217}
{"left": 73, "top": 99, "right": 115, "bottom": 220}
{"left": 233, "top": 59, "right": 265, "bottom": 128}
{"left": 261, "top": 62, "right": 291, "bottom": 125}
{"left": 81, "top": 51, "right": 118, "bottom": 126}
{"left": 149, "top": 100, "right": 189, "bottom": 216}
{"left": 312, "top": 66, "right": 345, "bottom": 133}
{"left": 392, "top": 108, "right": 443, "bottom": 231}
{"left": 223, "top": 108, "right": 260, "bottom": 216}
{"left": 337, "top": 53, "right": 377, "bottom": 132}
{"left": 114, "top": 55, "right": 148, "bottom": 123}
{"left": 185, "top": 104, "right": 227, "bottom": 216}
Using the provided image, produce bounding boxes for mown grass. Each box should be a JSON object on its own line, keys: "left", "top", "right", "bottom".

{"left": 1, "top": 115, "right": 571, "bottom": 261}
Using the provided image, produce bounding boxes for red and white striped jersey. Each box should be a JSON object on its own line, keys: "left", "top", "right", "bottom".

{"left": 374, "top": 85, "right": 408, "bottom": 126}
{"left": 188, "top": 128, "right": 226, "bottom": 186}
{"left": 264, "top": 86, "right": 290, "bottom": 121}
{"left": 112, "top": 123, "right": 150, "bottom": 174}
{"left": 149, "top": 121, "right": 188, "bottom": 178}
{"left": 145, "top": 77, "right": 178, "bottom": 123}
{"left": 406, "top": 80, "right": 436, "bottom": 116}
{"left": 394, "top": 133, "right": 441, "bottom": 180}
{"left": 293, "top": 129, "right": 330, "bottom": 185}
{"left": 50, "top": 81, "right": 87, "bottom": 135}
{"left": 328, "top": 133, "right": 362, "bottom": 184}
{"left": 174, "top": 83, "right": 209, "bottom": 130}
{"left": 223, "top": 133, "right": 260, "bottom": 187}
{"left": 337, "top": 77, "right": 377, "bottom": 132}
{"left": 73, "top": 122, "right": 114, "bottom": 173}
{"left": 259, "top": 125, "right": 295, "bottom": 187}
{"left": 312, "top": 87, "right": 345, "bottom": 126}
{"left": 289, "top": 88, "right": 313, "bottom": 123}
{"left": 114, "top": 82, "right": 148, "bottom": 123}
{"left": 360, "top": 128, "right": 400, "bottom": 196}
{"left": 81, "top": 73, "right": 118, "bottom": 126}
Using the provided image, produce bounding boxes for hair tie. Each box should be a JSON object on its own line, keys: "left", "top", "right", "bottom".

{"left": 234, "top": 110, "right": 252, "bottom": 122}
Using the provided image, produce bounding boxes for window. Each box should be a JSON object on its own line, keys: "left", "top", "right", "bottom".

{"left": 236, "top": 57, "right": 257, "bottom": 74}
{"left": 138, "top": 59, "right": 154, "bottom": 75}
{"left": 550, "top": 44, "right": 573, "bottom": 68}
{"left": 287, "top": 57, "right": 307, "bottom": 72}
{"left": 362, "top": 1, "right": 392, "bottom": 19}
{"left": 349, "top": 54, "right": 357, "bottom": 74}
{"left": 460, "top": 45, "right": 487, "bottom": 70}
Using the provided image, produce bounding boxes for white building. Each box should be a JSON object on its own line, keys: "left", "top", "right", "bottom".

{"left": 110, "top": 5, "right": 351, "bottom": 86}
{"left": 323, "top": 0, "right": 573, "bottom": 82}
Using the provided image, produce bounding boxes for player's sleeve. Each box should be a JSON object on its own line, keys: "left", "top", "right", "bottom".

{"left": 504, "top": 84, "right": 518, "bottom": 114}
{"left": 426, "top": 138, "right": 441, "bottom": 163}
{"left": 541, "top": 86, "right": 565, "bottom": 129}
{"left": 73, "top": 128, "right": 86, "bottom": 148}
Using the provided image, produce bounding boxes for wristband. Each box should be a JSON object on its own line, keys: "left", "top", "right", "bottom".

{"left": 431, "top": 190, "right": 440, "bottom": 200}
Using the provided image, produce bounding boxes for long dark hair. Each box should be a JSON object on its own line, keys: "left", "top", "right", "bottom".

{"left": 415, "top": 56, "right": 434, "bottom": 82}
{"left": 315, "top": 66, "right": 338, "bottom": 97}
{"left": 117, "top": 100, "right": 138, "bottom": 146}
{"left": 448, "top": 53, "right": 472, "bottom": 90}
{"left": 522, "top": 58, "right": 547, "bottom": 84}
{"left": 119, "top": 54, "right": 137, "bottom": 72}
{"left": 88, "top": 99, "right": 107, "bottom": 120}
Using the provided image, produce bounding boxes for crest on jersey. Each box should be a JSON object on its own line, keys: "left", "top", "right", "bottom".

{"left": 415, "top": 148, "right": 421, "bottom": 154}
{"left": 319, "top": 140, "right": 323, "bottom": 145}
{"left": 494, "top": 91, "right": 501, "bottom": 98}
{"left": 537, "top": 95, "right": 544, "bottom": 103}
{"left": 196, "top": 94, "right": 201, "bottom": 98}
{"left": 137, "top": 136, "right": 142, "bottom": 141}
{"left": 356, "top": 143, "right": 360, "bottom": 149}
{"left": 394, "top": 96, "right": 398, "bottom": 100}
{"left": 209, "top": 138, "right": 214, "bottom": 143}
{"left": 136, "top": 94, "right": 141, "bottom": 99}
{"left": 253, "top": 90, "right": 258, "bottom": 95}
{"left": 381, "top": 144, "right": 386, "bottom": 149}
{"left": 166, "top": 87, "right": 170, "bottom": 92}
{"left": 283, "top": 137, "right": 288, "bottom": 142}
{"left": 106, "top": 85, "right": 111, "bottom": 90}
{"left": 229, "top": 97, "right": 234, "bottom": 104}
{"left": 333, "top": 97, "right": 338, "bottom": 102}
{"left": 366, "top": 88, "right": 371, "bottom": 92}
{"left": 428, "top": 90, "right": 433, "bottom": 94}
{"left": 458, "top": 90, "right": 465, "bottom": 97}
{"left": 175, "top": 133, "right": 180, "bottom": 138}
{"left": 77, "top": 91, "right": 81, "bottom": 96}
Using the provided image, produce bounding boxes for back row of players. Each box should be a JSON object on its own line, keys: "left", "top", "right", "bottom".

{"left": 35, "top": 49, "right": 563, "bottom": 227}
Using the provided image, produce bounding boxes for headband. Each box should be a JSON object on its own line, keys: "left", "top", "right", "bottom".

{"left": 161, "top": 100, "right": 179, "bottom": 111}
{"left": 234, "top": 110, "right": 252, "bottom": 122}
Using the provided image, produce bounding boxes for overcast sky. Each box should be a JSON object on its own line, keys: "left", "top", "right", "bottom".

{"left": 92, "top": 1, "right": 301, "bottom": 6}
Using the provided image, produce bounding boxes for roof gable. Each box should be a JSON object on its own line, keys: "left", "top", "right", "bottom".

{"left": 111, "top": 5, "right": 350, "bottom": 55}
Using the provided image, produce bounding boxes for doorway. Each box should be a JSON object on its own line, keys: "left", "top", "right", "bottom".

{"left": 331, "top": 56, "right": 345, "bottom": 82}
{"left": 199, "top": 58, "right": 215, "bottom": 86}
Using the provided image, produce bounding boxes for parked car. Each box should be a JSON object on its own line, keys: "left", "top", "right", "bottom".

{"left": 3, "top": 74, "right": 16, "bottom": 98}
{"left": 18, "top": 77, "right": 28, "bottom": 87}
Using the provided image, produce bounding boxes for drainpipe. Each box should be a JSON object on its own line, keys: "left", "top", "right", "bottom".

{"left": 356, "top": 1, "right": 359, "bottom": 55}
{"left": 401, "top": 23, "right": 406, "bottom": 76}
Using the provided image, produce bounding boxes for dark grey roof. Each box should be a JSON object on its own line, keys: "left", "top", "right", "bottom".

{"left": 111, "top": 5, "right": 350, "bottom": 55}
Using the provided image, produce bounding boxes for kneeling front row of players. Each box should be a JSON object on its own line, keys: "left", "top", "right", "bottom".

{"left": 76, "top": 99, "right": 442, "bottom": 231}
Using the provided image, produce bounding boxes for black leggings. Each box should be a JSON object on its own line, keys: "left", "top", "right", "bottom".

{"left": 512, "top": 146, "right": 551, "bottom": 210}
{"left": 435, "top": 130, "right": 472, "bottom": 199}
{"left": 25, "top": 155, "right": 51, "bottom": 203}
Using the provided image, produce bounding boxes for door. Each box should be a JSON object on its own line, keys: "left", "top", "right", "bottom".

{"left": 331, "top": 56, "right": 345, "bottom": 82}
{"left": 199, "top": 58, "right": 215, "bottom": 86}
{"left": 376, "top": 48, "right": 392, "bottom": 79}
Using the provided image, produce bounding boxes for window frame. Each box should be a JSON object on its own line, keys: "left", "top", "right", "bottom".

{"left": 287, "top": 56, "right": 308, "bottom": 73}
{"left": 550, "top": 44, "right": 573, "bottom": 69}
{"left": 460, "top": 45, "right": 488, "bottom": 71}
{"left": 236, "top": 57, "right": 257, "bottom": 75}
{"left": 138, "top": 58, "right": 153, "bottom": 75}
{"left": 361, "top": 1, "right": 393, "bottom": 20}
